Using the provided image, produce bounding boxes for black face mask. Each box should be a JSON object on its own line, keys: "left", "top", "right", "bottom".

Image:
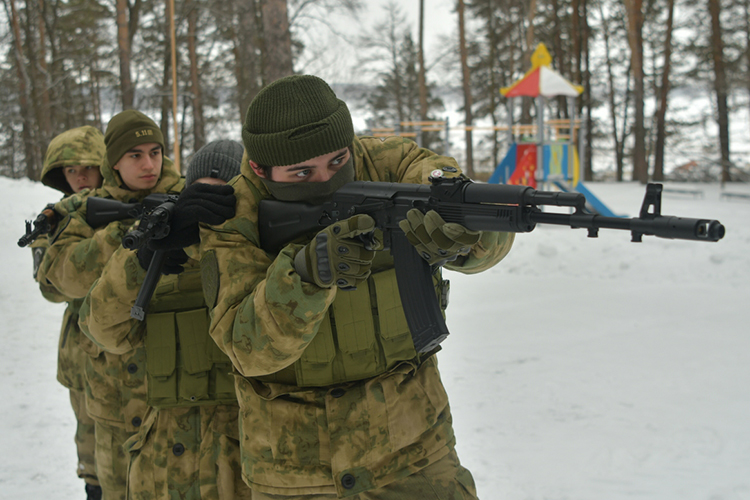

{"left": 259, "top": 156, "right": 355, "bottom": 205}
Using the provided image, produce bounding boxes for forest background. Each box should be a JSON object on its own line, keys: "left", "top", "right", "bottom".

{"left": 1, "top": 0, "right": 749, "bottom": 185}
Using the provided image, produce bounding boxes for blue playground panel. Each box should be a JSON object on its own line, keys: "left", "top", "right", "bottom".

{"left": 488, "top": 143, "right": 516, "bottom": 184}
{"left": 490, "top": 142, "right": 623, "bottom": 217}
{"left": 542, "top": 143, "right": 569, "bottom": 180}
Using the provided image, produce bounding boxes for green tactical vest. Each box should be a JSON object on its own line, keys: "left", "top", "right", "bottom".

{"left": 145, "top": 266, "right": 237, "bottom": 408}
{"left": 259, "top": 252, "right": 450, "bottom": 387}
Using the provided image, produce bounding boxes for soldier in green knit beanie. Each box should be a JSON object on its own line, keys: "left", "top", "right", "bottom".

{"left": 199, "top": 74, "right": 516, "bottom": 499}
{"left": 104, "top": 109, "right": 165, "bottom": 191}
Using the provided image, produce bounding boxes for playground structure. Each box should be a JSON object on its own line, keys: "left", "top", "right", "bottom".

{"left": 490, "top": 43, "right": 620, "bottom": 217}
{"left": 364, "top": 44, "right": 619, "bottom": 217}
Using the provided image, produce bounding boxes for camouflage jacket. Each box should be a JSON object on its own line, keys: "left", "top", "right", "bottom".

{"left": 38, "top": 156, "right": 182, "bottom": 430}
{"left": 33, "top": 126, "right": 107, "bottom": 391}
{"left": 32, "top": 236, "right": 97, "bottom": 391}
{"left": 199, "top": 136, "right": 515, "bottom": 496}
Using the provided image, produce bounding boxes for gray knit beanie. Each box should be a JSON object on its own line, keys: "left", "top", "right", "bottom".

{"left": 185, "top": 140, "right": 244, "bottom": 185}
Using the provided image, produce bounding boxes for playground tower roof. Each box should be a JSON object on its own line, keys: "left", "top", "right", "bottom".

{"left": 500, "top": 44, "right": 584, "bottom": 98}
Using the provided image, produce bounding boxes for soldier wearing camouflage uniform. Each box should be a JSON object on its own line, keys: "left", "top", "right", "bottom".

{"left": 78, "top": 139, "right": 251, "bottom": 499}
{"left": 34, "top": 126, "right": 106, "bottom": 500}
{"left": 197, "top": 75, "right": 515, "bottom": 499}
{"left": 40, "top": 111, "right": 183, "bottom": 500}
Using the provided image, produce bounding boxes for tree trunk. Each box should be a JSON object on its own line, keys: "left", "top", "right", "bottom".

{"left": 116, "top": 0, "right": 134, "bottom": 109}
{"left": 582, "top": 0, "right": 593, "bottom": 181}
{"left": 625, "top": 0, "right": 647, "bottom": 183}
{"left": 745, "top": 0, "right": 750, "bottom": 142}
{"left": 32, "top": 0, "right": 52, "bottom": 144}
{"left": 8, "top": 0, "right": 41, "bottom": 179}
{"left": 599, "top": 2, "right": 624, "bottom": 180}
{"left": 160, "top": 8, "right": 172, "bottom": 156}
{"left": 188, "top": 3, "right": 205, "bottom": 150}
{"left": 708, "top": 0, "right": 731, "bottom": 183}
{"left": 22, "top": 0, "right": 51, "bottom": 155}
{"left": 572, "top": 0, "right": 581, "bottom": 84}
{"left": 458, "top": 0, "right": 474, "bottom": 177}
{"left": 260, "top": 0, "right": 293, "bottom": 84}
{"left": 487, "top": 0, "right": 499, "bottom": 167}
{"left": 232, "top": 0, "right": 261, "bottom": 121}
{"left": 520, "top": 0, "right": 537, "bottom": 124}
{"left": 551, "top": 0, "right": 567, "bottom": 118}
{"left": 653, "top": 0, "right": 674, "bottom": 182}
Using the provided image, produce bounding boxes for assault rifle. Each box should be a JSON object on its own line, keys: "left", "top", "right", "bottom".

{"left": 18, "top": 204, "right": 58, "bottom": 247}
{"left": 259, "top": 173, "right": 726, "bottom": 354}
{"left": 18, "top": 193, "right": 172, "bottom": 247}
{"left": 85, "top": 194, "right": 175, "bottom": 321}
{"left": 118, "top": 196, "right": 179, "bottom": 321}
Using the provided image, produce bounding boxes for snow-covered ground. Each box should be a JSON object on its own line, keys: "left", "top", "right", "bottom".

{"left": 1, "top": 177, "right": 748, "bottom": 499}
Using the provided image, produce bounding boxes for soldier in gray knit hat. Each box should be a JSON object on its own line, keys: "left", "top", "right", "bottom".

{"left": 186, "top": 140, "right": 245, "bottom": 186}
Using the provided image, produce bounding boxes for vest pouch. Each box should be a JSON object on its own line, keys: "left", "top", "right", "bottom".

{"left": 371, "top": 269, "right": 418, "bottom": 364}
{"left": 208, "top": 329, "right": 237, "bottom": 400}
{"left": 331, "top": 284, "right": 381, "bottom": 381}
{"left": 294, "top": 316, "right": 336, "bottom": 387}
{"left": 145, "top": 312, "right": 177, "bottom": 406}
{"left": 175, "top": 309, "right": 211, "bottom": 403}
{"left": 210, "top": 363, "right": 237, "bottom": 401}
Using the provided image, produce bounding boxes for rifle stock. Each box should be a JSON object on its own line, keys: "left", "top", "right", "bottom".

{"left": 259, "top": 176, "right": 726, "bottom": 353}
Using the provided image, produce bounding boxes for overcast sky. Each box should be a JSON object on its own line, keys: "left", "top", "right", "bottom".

{"left": 294, "top": 0, "right": 461, "bottom": 85}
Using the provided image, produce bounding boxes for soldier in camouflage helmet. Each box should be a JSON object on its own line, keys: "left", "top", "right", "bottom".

{"left": 77, "top": 138, "right": 248, "bottom": 500}
{"left": 197, "top": 75, "right": 516, "bottom": 499}
{"left": 34, "top": 125, "right": 105, "bottom": 500}
{"left": 39, "top": 110, "right": 183, "bottom": 500}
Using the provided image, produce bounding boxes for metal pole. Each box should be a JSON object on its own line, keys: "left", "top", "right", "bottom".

{"left": 536, "top": 96, "right": 545, "bottom": 184}
{"left": 444, "top": 117, "right": 450, "bottom": 157}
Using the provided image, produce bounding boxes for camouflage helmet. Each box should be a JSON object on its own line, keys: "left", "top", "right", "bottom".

{"left": 42, "top": 126, "right": 106, "bottom": 195}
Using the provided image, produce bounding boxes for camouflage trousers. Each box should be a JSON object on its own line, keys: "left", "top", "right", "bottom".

{"left": 247, "top": 449, "right": 478, "bottom": 500}
{"left": 126, "top": 405, "right": 252, "bottom": 500}
{"left": 96, "top": 420, "right": 135, "bottom": 500}
{"left": 69, "top": 389, "right": 98, "bottom": 485}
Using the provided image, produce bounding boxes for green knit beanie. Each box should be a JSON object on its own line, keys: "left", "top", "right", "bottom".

{"left": 242, "top": 75, "right": 354, "bottom": 167}
{"left": 104, "top": 110, "right": 164, "bottom": 166}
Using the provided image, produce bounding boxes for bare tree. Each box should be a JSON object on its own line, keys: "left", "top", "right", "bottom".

{"left": 652, "top": 0, "right": 675, "bottom": 182}
{"left": 598, "top": 1, "right": 631, "bottom": 181}
{"left": 5, "top": 0, "right": 42, "bottom": 179}
{"left": 708, "top": 0, "right": 731, "bottom": 183}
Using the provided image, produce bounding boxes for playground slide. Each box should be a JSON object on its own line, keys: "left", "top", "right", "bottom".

{"left": 553, "top": 180, "right": 624, "bottom": 217}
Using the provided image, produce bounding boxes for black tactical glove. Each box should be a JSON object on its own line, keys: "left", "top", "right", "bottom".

{"left": 294, "top": 214, "right": 382, "bottom": 290}
{"left": 136, "top": 247, "right": 190, "bottom": 275}
{"left": 398, "top": 209, "right": 481, "bottom": 266}
{"left": 148, "top": 183, "right": 236, "bottom": 251}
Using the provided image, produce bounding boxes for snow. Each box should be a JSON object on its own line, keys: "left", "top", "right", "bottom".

{"left": 1, "top": 177, "right": 749, "bottom": 499}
